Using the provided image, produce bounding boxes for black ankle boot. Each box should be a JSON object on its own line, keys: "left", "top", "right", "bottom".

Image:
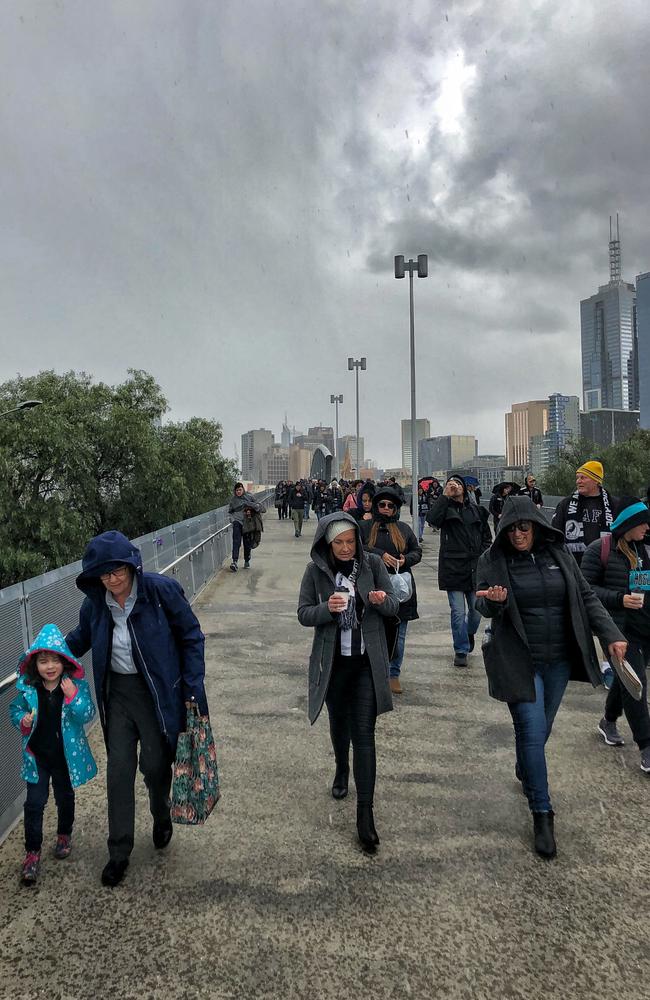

{"left": 332, "top": 765, "right": 349, "bottom": 800}
{"left": 357, "top": 805, "right": 379, "bottom": 852}
{"left": 532, "top": 810, "right": 556, "bottom": 859}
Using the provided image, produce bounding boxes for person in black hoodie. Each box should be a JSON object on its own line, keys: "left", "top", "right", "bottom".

{"left": 297, "top": 513, "right": 399, "bottom": 852}
{"left": 581, "top": 499, "right": 650, "bottom": 773}
{"left": 519, "top": 474, "right": 543, "bottom": 508}
{"left": 475, "top": 496, "right": 626, "bottom": 859}
{"left": 360, "top": 487, "right": 421, "bottom": 695}
{"left": 427, "top": 475, "right": 492, "bottom": 667}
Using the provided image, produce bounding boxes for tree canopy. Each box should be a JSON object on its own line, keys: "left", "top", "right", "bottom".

{"left": 0, "top": 369, "right": 238, "bottom": 587}
{"left": 540, "top": 431, "right": 650, "bottom": 499}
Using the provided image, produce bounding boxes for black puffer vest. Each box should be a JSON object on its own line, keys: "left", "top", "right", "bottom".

{"left": 507, "top": 548, "right": 570, "bottom": 667}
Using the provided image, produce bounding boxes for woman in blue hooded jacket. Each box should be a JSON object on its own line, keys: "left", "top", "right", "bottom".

{"left": 65, "top": 529, "right": 208, "bottom": 888}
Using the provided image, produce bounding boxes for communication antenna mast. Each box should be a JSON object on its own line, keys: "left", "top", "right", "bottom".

{"left": 609, "top": 213, "right": 622, "bottom": 284}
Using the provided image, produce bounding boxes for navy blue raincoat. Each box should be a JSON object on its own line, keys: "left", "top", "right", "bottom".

{"left": 66, "top": 530, "right": 208, "bottom": 748}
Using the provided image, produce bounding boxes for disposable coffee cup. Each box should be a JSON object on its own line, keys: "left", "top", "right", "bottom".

{"left": 336, "top": 591, "right": 350, "bottom": 608}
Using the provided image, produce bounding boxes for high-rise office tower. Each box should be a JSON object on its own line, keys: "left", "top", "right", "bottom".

{"left": 505, "top": 401, "right": 548, "bottom": 467}
{"left": 401, "top": 418, "right": 431, "bottom": 473}
{"left": 241, "top": 429, "right": 274, "bottom": 481}
{"left": 581, "top": 216, "right": 638, "bottom": 412}
{"left": 637, "top": 271, "right": 650, "bottom": 429}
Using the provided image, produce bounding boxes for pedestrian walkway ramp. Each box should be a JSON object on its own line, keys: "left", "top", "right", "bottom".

{"left": 1, "top": 515, "right": 648, "bottom": 1000}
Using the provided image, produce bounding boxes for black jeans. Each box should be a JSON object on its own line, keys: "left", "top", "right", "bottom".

{"left": 326, "top": 654, "right": 378, "bottom": 806}
{"left": 106, "top": 673, "right": 174, "bottom": 861}
{"left": 605, "top": 639, "right": 650, "bottom": 749}
{"left": 232, "top": 521, "right": 252, "bottom": 563}
{"left": 24, "top": 757, "right": 75, "bottom": 852}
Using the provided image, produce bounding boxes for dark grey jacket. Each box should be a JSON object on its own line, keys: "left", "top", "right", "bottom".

{"left": 297, "top": 513, "right": 400, "bottom": 724}
{"left": 228, "top": 491, "right": 265, "bottom": 526}
{"left": 476, "top": 496, "right": 624, "bottom": 703}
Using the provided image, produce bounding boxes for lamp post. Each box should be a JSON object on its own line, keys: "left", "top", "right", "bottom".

{"left": 0, "top": 400, "right": 43, "bottom": 419}
{"left": 330, "top": 394, "right": 343, "bottom": 477}
{"left": 347, "top": 358, "right": 366, "bottom": 478}
{"left": 395, "top": 254, "right": 428, "bottom": 536}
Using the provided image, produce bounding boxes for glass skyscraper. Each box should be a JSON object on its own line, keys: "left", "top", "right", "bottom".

{"left": 581, "top": 281, "right": 638, "bottom": 411}
{"left": 637, "top": 272, "right": 650, "bottom": 429}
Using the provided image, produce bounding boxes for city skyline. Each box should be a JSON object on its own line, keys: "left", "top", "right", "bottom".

{"left": 2, "top": 3, "right": 650, "bottom": 470}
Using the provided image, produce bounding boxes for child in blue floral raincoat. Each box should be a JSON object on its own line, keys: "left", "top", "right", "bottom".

{"left": 9, "top": 624, "right": 97, "bottom": 886}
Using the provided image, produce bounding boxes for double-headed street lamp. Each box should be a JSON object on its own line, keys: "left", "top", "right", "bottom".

{"left": 347, "top": 357, "right": 366, "bottom": 479}
{"left": 394, "top": 254, "right": 428, "bottom": 536}
{"left": 330, "top": 394, "right": 343, "bottom": 477}
{"left": 0, "top": 400, "right": 43, "bottom": 419}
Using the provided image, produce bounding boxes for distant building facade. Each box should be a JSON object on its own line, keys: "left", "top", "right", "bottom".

{"left": 241, "top": 428, "right": 274, "bottom": 482}
{"left": 505, "top": 401, "right": 548, "bottom": 467}
{"left": 263, "top": 444, "right": 289, "bottom": 483}
{"left": 337, "top": 435, "right": 364, "bottom": 473}
{"left": 288, "top": 445, "right": 312, "bottom": 481}
{"left": 294, "top": 425, "right": 335, "bottom": 455}
{"left": 401, "top": 418, "right": 431, "bottom": 474}
{"left": 418, "top": 435, "right": 477, "bottom": 475}
{"left": 580, "top": 408, "right": 639, "bottom": 447}
{"left": 637, "top": 271, "right": 650, "bottom": 429}
{"left": 529, "top": 393, "right": 580, "bottom": 477}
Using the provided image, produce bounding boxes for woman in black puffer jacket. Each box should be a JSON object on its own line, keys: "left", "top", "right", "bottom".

{"left": 581, "top": 499, "right": 650, "bottom": 774}
{"left": 476, "top": 496, "right": 625, "bottom": 860}
{"left": 360, "top": 487, "right": 421, "bottom": 696}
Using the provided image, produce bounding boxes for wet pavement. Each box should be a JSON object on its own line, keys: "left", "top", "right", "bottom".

{"left": 1, "top": 514, "right": 649, "bottom": 999}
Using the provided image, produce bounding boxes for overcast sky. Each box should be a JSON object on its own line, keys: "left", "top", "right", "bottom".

{"left": 3, "top": 0, "right": 649, "bottom": 469}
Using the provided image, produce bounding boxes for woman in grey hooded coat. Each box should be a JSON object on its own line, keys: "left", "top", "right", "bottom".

{"left": 297, "top": 512, "right": 399, "bottom": 852}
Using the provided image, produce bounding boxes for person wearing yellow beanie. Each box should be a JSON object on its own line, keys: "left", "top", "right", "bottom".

{"left": 551, "top": 460, "right": 619, "bottom": 566}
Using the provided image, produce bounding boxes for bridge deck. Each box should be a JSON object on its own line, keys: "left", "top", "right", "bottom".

{"left": 1, "top": 515, "right": 648, "bottom": 999}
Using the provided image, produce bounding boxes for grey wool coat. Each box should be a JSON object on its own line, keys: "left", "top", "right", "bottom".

{"left": 476, "top": 495, "right": 625, "bottom": 704}
{"left": 297, "top": 512, "right": 400, "bottom": 724}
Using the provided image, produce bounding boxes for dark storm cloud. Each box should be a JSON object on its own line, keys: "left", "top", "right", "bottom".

{"left": 1, "top": 0, "right": 649, "bottom": 467}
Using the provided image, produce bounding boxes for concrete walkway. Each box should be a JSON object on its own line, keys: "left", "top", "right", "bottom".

{"left": 1, "top": 515, "right": 649, "bottom": 1000}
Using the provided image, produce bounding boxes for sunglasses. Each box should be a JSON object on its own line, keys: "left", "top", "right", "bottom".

{"left": 377, "top": 501, "right": 396, "bottom": 510}
{"left": 506, "top": 521, "right": 532, "bottom": 533}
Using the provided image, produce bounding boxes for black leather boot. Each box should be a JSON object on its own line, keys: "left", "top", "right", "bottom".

{"left": 332, "top": 764, "right": 349, "bottom": 800}
{"left": 357, "top": 805, "right": 379, "bottom": 852}
{"left": 532, "top": 811, "right": 556, "bottom": 859}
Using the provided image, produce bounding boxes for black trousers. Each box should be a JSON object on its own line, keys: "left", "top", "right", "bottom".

{"left": 106, "top": 673, "right": 174, "bottom": 861}
{"left": 232, "top": 521, "right": 252, "bottom": 562}
{"left": 325, "top": 654, "right": 378, "bottom": 806}
{"left": 605, "top": 639, "right": 650, "bottom": 749}
{"left": 24, "top": 757, "right": 75, "bottom": 852}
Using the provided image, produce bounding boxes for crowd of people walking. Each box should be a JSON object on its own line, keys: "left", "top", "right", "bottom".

{"left": 9, "top": 460, "right": 650, "bottom": 886}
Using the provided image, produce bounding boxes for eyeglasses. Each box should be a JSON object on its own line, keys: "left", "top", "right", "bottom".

{"left": 99, "top": 565, "right": 130, "bottom": 582}
{"left": 377, "top": 501, "right": 396, "bottom": 510}
{"left": 506, "top": 521, "right": 532, "bottom": 533}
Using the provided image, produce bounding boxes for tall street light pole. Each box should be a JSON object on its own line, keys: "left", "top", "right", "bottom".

{"left": 347, "top": 358, "right": 366, "bottom": 478}
{"left": 330, "top": 394, "right": 343, "bottom": 477}
{"left": 0, "top": 400, "right": 43, "bottom": 419}
{"left": 394, "top": 254, "right": 428, "bottom": 536}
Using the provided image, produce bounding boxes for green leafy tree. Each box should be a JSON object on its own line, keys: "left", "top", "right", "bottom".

{"left": 0, "top": 370, "right": 238, "bottom": 587}
{"left": 541, "top": 430, "right": 650, "bottom": 499}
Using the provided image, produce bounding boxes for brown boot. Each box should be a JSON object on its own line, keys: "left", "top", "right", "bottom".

{"left": 390, "top": 677, "right": 402, "bottom": 695}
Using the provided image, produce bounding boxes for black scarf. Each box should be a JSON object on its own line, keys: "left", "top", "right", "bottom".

{"left": 334, "top": 558, "right": 360, "bottom": 632}
{"left": 564, "top": 487, "right": 614, "bottom": 553}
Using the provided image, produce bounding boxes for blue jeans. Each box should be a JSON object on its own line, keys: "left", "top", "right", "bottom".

{"left": 389, "top": 620, "right": 408, "bottom": 678}
{"left": 447, "top": 591, "right": 481, "bottom": 654}
{"left": 304, "top": 502, "right": 310, "bottom": 519}
{"left": 508, "top": 662, "right": 571, "bottom": 813}
{"left": 418, "top": 514, "right": 426, "bottom": 539}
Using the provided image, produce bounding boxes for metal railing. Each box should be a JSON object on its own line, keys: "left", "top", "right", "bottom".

{"left": 0, "top": 492, "right": 272, "bottom": 845}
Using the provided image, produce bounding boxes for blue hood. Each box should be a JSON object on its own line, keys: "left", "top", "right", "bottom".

{"left": 19, "top": 623, "right": 85, "bottom": 679}
{"left": 76, "top": 530, "right": 143, "bottom": 595}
